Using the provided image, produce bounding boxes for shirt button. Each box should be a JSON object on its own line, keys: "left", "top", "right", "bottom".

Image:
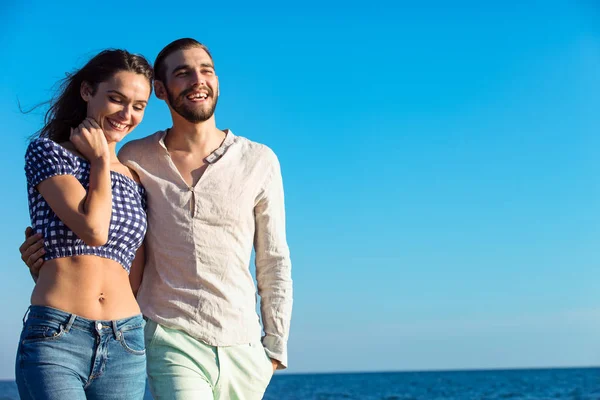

{"left": 97, "top": 322, "right": 102, "bottom": 330}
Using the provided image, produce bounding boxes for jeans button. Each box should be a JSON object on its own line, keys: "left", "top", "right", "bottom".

{"left": 96, "top": 322, "right": 102, "bottom": 330}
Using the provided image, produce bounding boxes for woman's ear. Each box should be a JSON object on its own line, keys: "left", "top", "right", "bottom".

{"left": 80, "top": 81, "right": 93, "bottom": 102}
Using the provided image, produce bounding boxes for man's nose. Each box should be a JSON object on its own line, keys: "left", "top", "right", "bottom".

{"left": 190, "top": 70, "right": 206, "bottom": 86}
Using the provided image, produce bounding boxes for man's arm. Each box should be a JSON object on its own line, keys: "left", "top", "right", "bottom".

{"left": 19, "top": 227, "right": 46, "bottom": 282}
{"left": 254, "top": 150, "right": 293, "bottom": 370}
{"left": 129, "top": 243, "right": 146, "bottom": 297}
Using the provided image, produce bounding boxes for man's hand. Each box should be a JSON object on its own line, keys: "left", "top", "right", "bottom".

{"left": 19, "top": 227, "right": 45, "bottom": 280}
{"left": 271, "top": 358, "right": 280, "bottom": 373}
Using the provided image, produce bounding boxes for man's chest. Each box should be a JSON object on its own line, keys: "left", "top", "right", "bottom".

{"left": 143, "top": 162, "right": 261, "bottom": 227}
{"left": 169, "top": 153, "right": 209, "bottom": 188}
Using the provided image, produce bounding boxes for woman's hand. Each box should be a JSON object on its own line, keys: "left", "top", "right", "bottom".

{"left": 70, "top": 118, "right": 110, "bottom": 163}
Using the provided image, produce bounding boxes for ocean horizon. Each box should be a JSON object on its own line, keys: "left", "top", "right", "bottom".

{"left": 1, "top": 366, "right": 598, "bottom": 399}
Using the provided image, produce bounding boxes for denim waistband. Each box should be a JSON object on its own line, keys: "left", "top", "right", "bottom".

{"left": 24, "top": 305, "right": 145, "bottom": 336}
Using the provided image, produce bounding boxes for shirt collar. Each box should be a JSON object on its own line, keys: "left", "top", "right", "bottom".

{"left": 205, "top": 129, "right": 236, "bottom": 164}
{"left": 157, "top": 129, "right": 236, "bottom": 164}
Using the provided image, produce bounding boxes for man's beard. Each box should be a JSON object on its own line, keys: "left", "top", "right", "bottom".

{"left": 167, "top": 85, "right": 219, "bottom": 123}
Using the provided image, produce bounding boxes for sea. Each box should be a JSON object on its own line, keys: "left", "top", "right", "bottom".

{"left": 0, "top": 367, "right": 597, "bottom": 399}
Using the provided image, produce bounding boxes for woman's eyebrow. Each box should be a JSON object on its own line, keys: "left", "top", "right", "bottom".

{"left": 107, "top": 90, "right": 148, "bottom": 104}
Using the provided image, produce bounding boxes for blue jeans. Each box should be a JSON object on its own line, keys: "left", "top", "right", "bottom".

{"left": 15, "top": 305, "right": 147, "bottom": 400}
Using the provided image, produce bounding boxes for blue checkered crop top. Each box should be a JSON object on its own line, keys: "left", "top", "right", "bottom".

{"left": 25, "top": 138, "right": 147, "bottom": 273}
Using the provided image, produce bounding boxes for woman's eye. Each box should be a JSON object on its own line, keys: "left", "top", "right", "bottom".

{"left": 109, "top": 96, "right": 122, "bottom": 103}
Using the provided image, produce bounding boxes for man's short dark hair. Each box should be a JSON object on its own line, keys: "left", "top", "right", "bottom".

{"left": 154, "top": 38, "right": 213, "bottom": 83}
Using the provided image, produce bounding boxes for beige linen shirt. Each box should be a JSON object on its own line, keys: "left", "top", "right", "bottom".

{"left": 118, "top": 130, "right": 293, "bottom": 368}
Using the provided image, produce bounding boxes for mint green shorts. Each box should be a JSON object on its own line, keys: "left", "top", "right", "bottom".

{"left": 144, "top": 319, "right": 273, "bottom": 400}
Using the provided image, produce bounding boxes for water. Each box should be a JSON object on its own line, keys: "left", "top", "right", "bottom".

{"left": 0, "top": 367, "right": 598, "bottom": 399}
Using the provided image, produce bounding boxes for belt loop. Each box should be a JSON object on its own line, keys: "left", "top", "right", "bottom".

{"left": 64, "top": 314, "right": 76, "bottom": 332}
{"left": 22, "top": 306, "right": 31, "bottom": 325}
{"left": 112, "top": 320, "right": 119, "bottom": 339}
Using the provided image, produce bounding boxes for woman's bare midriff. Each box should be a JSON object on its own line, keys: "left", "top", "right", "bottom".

{"left": 31, "top": 255, "right": 141, "bottom": 321}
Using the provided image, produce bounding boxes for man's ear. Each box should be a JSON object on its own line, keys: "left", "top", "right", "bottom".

{"left": 154, "top": 80, "right": 167, "bottom": 100}
{"left": 80, "top": 81, "right": 93, "bottom": 101}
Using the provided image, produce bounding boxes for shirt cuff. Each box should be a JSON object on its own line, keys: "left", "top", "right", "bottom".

{"left": 262, "top": 334, "right": 288, "bottom": 369}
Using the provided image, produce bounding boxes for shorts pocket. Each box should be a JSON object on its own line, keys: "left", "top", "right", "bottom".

{"left": 263, "top": 349, "right": 275, "bottom": 381}
{"left": 143, "top": 319, "right": 161, "bottom": 349}
{"left": 252, "top": 342, "right": 274, "bottom": 384}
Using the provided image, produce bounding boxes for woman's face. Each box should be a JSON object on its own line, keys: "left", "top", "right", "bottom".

{"left": 82, "top": 70, "right": 151, "bottom": 144}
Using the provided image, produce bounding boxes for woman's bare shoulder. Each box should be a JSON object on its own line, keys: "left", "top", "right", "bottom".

{"left": 111, "top": 164, "right": 141, "bottom": 184}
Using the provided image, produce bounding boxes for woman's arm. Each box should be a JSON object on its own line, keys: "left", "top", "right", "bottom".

{"left": 38, "top": 118, "right": 112, "bottom": 246}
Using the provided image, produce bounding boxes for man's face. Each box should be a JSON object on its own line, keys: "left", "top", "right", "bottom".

{"left": 161, "top": 47, "right": 219, "bottom": 123}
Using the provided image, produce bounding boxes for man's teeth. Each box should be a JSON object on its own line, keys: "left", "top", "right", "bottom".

{"left": 187, "top": 92, "right": 208, "bottom": 100}
{"left": 108, "top": 119, "right": 127, "bottom": 130}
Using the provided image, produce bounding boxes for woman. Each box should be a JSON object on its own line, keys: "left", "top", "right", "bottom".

{"left": 16, "top": 49, "right": 152, "bottom": 400}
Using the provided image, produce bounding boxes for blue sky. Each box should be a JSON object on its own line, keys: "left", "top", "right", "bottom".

{"left": 1, "top": 1, "right": 599, "bottom": 379}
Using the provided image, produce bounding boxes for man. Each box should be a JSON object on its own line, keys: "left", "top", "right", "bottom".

{"left": 20, "top": 38, "right": 293, "bottom": 400}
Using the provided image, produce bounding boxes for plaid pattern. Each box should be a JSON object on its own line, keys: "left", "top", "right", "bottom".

{"left": 25, "top": 138, "right": 147, "bottom": 273}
